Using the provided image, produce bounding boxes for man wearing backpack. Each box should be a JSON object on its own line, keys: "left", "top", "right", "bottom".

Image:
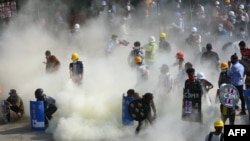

{"left": 69, "top": 52, "right": 84, "bottom": 85}
{"left": 205, "top": 119, "right": 224, "bottom": 141}
{"left": 35, "top": 88, "right": 57, "bottom": 127}
{"left": 127, "top": 41, "right": 144, "bottom": 69}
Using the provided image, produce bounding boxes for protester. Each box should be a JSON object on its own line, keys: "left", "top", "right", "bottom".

{"left": 34, "top": 88, "right": 57, "bottom": 127}
{"left": 69, "top": 52, "right": 84, "bottom": 84}
{"left": 205, "top": 119, "right": 224, "bottom": 141}
{"left": 44, "top": 50, "right": 60, "bottom": 73}
{"left": 127, "top": 41, "right": 144, "bottom": 69}
{"left": 6, "top": 89, "right": 24, "bottom": 119}
{"left": 135, "top": 93, "right": 156, "bottom": 134}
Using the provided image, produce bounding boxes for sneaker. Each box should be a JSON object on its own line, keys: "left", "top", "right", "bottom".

{"left": 239, "top": 111, "right": 246, "bottom": 115}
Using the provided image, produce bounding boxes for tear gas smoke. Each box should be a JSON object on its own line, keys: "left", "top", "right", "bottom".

{"left": 0, "top": 1, "right": 245, "bottom": 141}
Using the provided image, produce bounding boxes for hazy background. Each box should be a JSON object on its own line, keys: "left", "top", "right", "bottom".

{"left": 0, "top": 0, "right": 245, "bottom": 141}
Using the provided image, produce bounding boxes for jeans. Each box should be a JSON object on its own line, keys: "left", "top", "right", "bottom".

{"left": 234, "top": 85, "right": 246, "bottom": 112}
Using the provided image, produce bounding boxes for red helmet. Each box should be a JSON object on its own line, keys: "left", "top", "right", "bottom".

{"left": 176, "top": 51, "right": 184, "bottom": 58}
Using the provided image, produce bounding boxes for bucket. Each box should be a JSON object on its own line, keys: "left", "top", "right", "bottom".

{"left": 30, "top": 101, "right": 45, "bottom": 131}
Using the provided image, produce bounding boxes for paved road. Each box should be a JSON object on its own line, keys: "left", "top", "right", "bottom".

{"left": 0, "top": 117, "right": 53, "bottom": 141}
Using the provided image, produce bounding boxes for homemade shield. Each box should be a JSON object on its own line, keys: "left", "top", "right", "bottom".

{"left": 0, "top": 100, "right": 10, "bottom": 123}
{"left": 128, "top": 99, "right": 149, "bottom": 121}
{"left": 181, "top": 89, "right": 202, "bottom": 123}
{"left": 30, "top": 101, "right": 45, "bottom": 131}
{"left": 122, "top": 94, "right": 134, "bottom": 125}
{"left": 219, "top": 84, "right": 239, "bottom": 108}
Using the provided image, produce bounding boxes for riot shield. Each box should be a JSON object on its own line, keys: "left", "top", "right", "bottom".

{"left": 181, "top": 89, "right": 202, "bottom": 123}
{"left": 219, "top": 84, "right": 239, "bottom": 108}
{"left": 128, "top": 99, "right": 149, "bottom": 121}
{"left": 1, "top": 100, "right": 10, "bottom": 123}
{"left": 122, "top": 94, "right": 134, "bottom": 125}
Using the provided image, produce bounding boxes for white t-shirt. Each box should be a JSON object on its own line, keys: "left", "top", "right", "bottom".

{"left": 205, "top": 133, "right": 222, "bottom": 141}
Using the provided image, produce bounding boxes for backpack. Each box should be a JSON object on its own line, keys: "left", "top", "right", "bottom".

{"left": 70, "top": 61, "right": 84, "bottom": 75}
{"left": 208, "top": 132, "right": 224, "bottom": 141}
{"left": 218, "top": 70, "right": 231, "bottom": 86}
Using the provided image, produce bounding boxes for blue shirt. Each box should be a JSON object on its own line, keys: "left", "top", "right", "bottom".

{"left": 229, "top": 61, "right": 244, "bottom": 86}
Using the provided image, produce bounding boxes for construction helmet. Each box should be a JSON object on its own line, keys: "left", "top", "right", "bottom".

{"left": 71, "top": 52, "right": 79, "bottom": 61}
{"left": 159, "top": 32, "right": 167, "bottom": 38}
{"left": 35, "top": 88, "right": 44, "bottom": 100}
{"left": 196, "top": 72, "right": 205, "bottom": 79}
{"left": 228, "top": 11, "right": 235, "bottom": 16}
{"left": 225, "top": 0, "right": 230, "bottom": 4}
{"left": 176, "top": 51, "right": 184, "bottom": 58}
{"left": 74, "top": 24, "right": 80, "bottom": 30}
{"left": 220, "top": 62, "right": 228, "bottom": 69}
{"left": 214, "top": 119, "right": 224, "bottom": 127}
{"left": 215, "top": 1, "right": 220, "bottom": 5}
{"left": 134, "top": 56, "right": 142, "bottom": 64}
{"left": 149, "top": 36, "right": 156, "bottom": 43}
{"left": 192, "top": 27, "right": 197, "bottom": 32}
{"left": 239, "top": 4, "right": 244, "bottom": 10}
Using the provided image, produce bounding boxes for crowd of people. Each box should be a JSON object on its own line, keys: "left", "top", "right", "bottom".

{"left": 1, "top": 0, "right": 250, "bottom": 140}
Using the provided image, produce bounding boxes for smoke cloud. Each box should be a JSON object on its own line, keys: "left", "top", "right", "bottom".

{"left": 1, "top": 1, "right": 245, "bottom": 141}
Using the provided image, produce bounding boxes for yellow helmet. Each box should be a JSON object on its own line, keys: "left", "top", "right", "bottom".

{"left": 220, "top": 62, "right": 228, "bottom": 69}
{"left": 225, "top": 0, "right": 230, "bottom": 4}
{"left": 160, "top": 32, "right": 167, "bottom": 38}
{"left": 71, "top": 52, "right": 79, "bottom": 61}
{"left": 134, "top": 56, "right": 142, "bottom": 64}
{"left": 214, "top": 119, "right": 224, "bottom": 127}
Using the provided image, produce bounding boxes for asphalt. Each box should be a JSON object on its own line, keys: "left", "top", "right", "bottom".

{"left": 0, "top": 115, "right": 54, "bottom": 141}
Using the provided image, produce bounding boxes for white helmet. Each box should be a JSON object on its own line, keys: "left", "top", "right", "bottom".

{"left": 192, "top": 27, "right": 197, "bottom": 32}
{"left": 239, "top": 4, "right": 244, "bottom": 10}
{"left": 149, "top": 36, "right": 156, "bottom": 43}
{"left": 74, "top": 24, "right": 80, "bottom": 30}
{"left": 101, "top": 0, "right": 106, "bottom": 6}
{"left": 215, "top": 1, "right": 220, "bottom": 5}
{"left": 228, "top": 11, "right": 235, "bottom": 16}
{"left": 197, "top": 72, "right": 205, "bottom": 79}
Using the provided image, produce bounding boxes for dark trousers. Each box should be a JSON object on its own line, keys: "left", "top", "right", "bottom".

{"left": 221, "top": 114, "right": 235, "bottom": 125}
{"left": 234, "top": 85, "right": 246, "bottom": 112}
{"left": 10, "top": 105, "right": 24, "bottom": 115}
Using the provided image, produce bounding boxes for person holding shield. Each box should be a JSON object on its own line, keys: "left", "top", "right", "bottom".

{"left": 182, "top": 68, "right": 203, "bottom": 123}
{"left": 129, "top": 93, "right": 156, "bottom": 134}
{"left": 34, "top": 88, "right": 57, "bottom": 127}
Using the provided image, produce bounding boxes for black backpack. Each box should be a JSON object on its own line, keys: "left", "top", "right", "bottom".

{"left": 218, "top": 70, "right": 231, "bottom": 86}
{"left": 208, "top": 132, "right": 224, "bottom": 141}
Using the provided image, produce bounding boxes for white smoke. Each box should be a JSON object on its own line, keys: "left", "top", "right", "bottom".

{"left": 2, "top": 1, "right": 248, "bottom": 141}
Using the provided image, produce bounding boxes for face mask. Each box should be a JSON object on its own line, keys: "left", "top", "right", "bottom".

{"left": 73, "top": 60, "right": 77, "bottom": 63}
